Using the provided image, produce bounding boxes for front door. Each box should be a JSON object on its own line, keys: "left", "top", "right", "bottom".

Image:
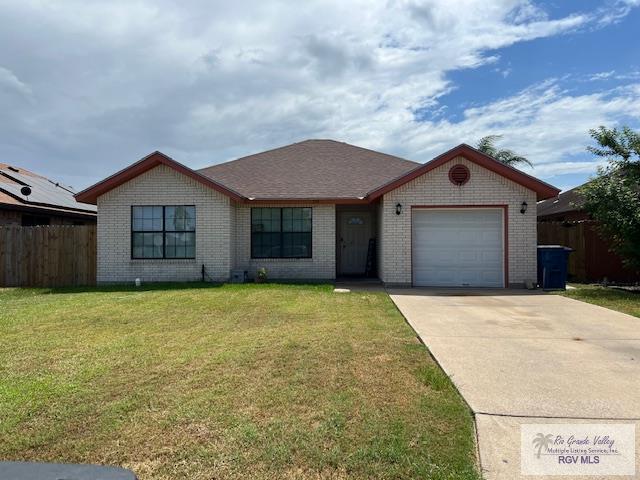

{"left": 339, "top": 211, "right": 372, "bottom": 275}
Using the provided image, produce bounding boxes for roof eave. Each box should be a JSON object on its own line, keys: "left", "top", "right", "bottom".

{"left": 74, "top": 151, "right": 246, "bottom": 204}
{"left": 239, "top": 197, "right": 371, "bottom": 205}
{"left": 0, "top": 202, "right": 97, "bottom": 219}
{"left": 365, "top": 143, "right": 560, "bottom": 201}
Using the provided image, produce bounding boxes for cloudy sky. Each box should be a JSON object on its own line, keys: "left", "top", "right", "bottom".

{"left": 1, "top": 0, "right": 639, "bottom": 193}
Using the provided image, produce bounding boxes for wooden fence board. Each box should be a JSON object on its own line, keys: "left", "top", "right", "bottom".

{"left": 538, "top": 221, "right": 587, "bottom": 281}
{"left": 0, "top": 225, "right": 97, "bottom": 287}
{"left": 538, "top": 221, "right": 639, "bottom": 283}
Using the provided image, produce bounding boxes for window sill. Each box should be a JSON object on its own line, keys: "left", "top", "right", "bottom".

{"left": 249, "top": 258, "right": 313, "bottom": 263}
{"left": 130, "top": 259, "right": 197, "bottom": 264}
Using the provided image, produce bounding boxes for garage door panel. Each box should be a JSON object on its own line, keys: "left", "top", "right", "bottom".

{"left": 415, "top": 266, "right": 502, "bottom": 287}
{"left": 412, "top": 208, "right": 504, "bottom": 287}
{"left": 482, "top": 254, "right": 503, "bottom": 266}
{"left": 461, "top": 271, "right": 495, "bottom": 285}
{"left": 417, "top": 249, "right": 498, "bottom": 267}
{"left": 417, "top": 229, "right": 501, "bottom": 246}
{"left": 461, "top": 250, "right": 501, "bottom": 264}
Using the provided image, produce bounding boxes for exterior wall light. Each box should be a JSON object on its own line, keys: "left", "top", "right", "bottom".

{"left": 395, "top": 203, "right": 402, "bottom": 215}
{"left": 520, "top": 201, "right": 528, "bottom": 214}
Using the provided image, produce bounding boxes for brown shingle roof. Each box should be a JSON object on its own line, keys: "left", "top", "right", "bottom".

{"left": 76, "top": 141, "right": 560, "bottom": 204}
{"left": 537, "top": 185, "right": 585, "bottom": 218}
{"left": 197, "top": 139, "right": 420, "bottom": 200}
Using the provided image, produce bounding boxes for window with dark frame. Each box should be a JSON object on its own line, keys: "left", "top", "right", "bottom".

{"left": 131, "top": 206, "right": 196, "bottom": 259}
{"left": 251, "top": 207, "right": 312, "bottom": 258}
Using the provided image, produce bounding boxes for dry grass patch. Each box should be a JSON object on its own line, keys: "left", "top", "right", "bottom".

{"left": 0, "top": 283, "right": 479, "bottom": 479}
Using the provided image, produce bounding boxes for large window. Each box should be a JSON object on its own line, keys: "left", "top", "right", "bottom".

{"left": 251, "top": 207, "right": 312, "bottom": 258}
{"left": 131, "top": 206, "right": 195, "bottom": 259}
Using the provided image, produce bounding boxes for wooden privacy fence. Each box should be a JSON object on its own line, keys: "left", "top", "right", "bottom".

{"left": 538, "top": 221, "right": 587, "bottom": 281}
{"left": 538, "top": 221, "right": 638, "bottom": 283}
{"left": 0, "top": 225, "right": 96, "bottom": 287}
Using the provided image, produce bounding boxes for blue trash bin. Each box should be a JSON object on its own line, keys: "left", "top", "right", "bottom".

{"left": 537, "top": 245, "right": 573, "bottom": 290}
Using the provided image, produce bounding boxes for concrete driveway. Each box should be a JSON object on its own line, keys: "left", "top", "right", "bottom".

{"left": 388, "top": 289, "right": 640, "bottom": 480}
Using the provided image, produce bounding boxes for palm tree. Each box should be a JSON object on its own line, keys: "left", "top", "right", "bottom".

{"left": 476, "top": 135, "right": 533, "bottom": 168}
{"left": 532, "top": 433, "right": 554, "bottom": 459}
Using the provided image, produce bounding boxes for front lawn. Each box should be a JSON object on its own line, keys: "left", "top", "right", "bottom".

{"left": 0, "top": 284, "right": 478, "bottom": 480}
{"left": 563, "top": 284, "right": 640, "bottom": 318}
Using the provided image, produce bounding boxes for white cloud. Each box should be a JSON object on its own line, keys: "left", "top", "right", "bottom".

{"left": 0, "top": 66, "right": 33, "bottom": 99}
{"left": 592, "top": 0, "right": 640, "bottom": 27}
{"left": 0, "top": 0, "right": 637, "bottom": 189}
{"left": 521, "top": 161, "right": 606, "bottom": 177}
{"left": 496, "top": 67, "right": 513, "bottom": 78}
{"left": 390, "top": 82, "right": 640, "bottom": 177}
{"left": 587, "top": 70, "right": 616, "bottom": 81}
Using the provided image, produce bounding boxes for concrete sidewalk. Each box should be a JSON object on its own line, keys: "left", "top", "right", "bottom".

{"left": 388, "top": 288, "right": 640, "bottom": 480}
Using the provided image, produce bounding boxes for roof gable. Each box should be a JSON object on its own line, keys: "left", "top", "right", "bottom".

{"left": 74, "top": 151, "right": 245, "bottom": 204}
{"left": 367, "top": 144, "right": 560, "bottom": 201}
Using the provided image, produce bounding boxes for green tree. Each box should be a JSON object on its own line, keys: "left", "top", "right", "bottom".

{"left": 580, "top": 126, "right": 640, "bottom": 269}
{"left": 476, "top": 135, "right": 533, "bottom": 167}
{"left": 587, "top": 126, "right": 640, "bottom": 161}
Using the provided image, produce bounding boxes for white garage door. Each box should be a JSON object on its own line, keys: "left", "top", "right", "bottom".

{"left": 412, "top": 208, "right": 504, "bottom": 287}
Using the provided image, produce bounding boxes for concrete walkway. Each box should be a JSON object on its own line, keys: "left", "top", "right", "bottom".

{"left": 387, "top": 289, "right": 640, "bottom": 480}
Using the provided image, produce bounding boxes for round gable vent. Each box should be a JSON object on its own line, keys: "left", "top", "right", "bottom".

{"left": 449, "top": 164, "right": 470, "bottom": 186}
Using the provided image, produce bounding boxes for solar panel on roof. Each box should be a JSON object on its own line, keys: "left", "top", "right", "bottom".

{"left": 0, "top": 169, "right": 96, "bottom": 213}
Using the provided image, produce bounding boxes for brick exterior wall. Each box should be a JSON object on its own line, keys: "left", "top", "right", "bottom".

{"left": 96, "top": 165, "right": 232, "bottom": 283}
{"left": 376, "top": 202, "right": 385, "bottom": 281}
{"left": 96, "top": 156, "right": 536, "bottom": 286}
{"left": 96, "top": 167, "right": 336, "bottom": 283}
{"left": 379, "top": 156, "right": 537, "bottom": 287}
{"left": 233, "top": 204, "right": 336, "bottom": 280}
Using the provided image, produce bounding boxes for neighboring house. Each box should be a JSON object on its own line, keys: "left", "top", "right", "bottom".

{"left": 537, "top": 185, "right": 586, "bottom": 222}
{"left": 75, "top": 140, "right": 559, "bottom": 287}
{"left": 538, "top": 184, "right": 638, "bottom": 283}
{"left": 0, "top": 163, "right": 96, "bottom": 226}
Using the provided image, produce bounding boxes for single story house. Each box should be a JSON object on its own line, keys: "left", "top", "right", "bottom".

{"left": 1, "top": 163, "right": 96, "bottom": 226}
{"left": 75, "top": 140, "right": 559, "bottom": 287}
